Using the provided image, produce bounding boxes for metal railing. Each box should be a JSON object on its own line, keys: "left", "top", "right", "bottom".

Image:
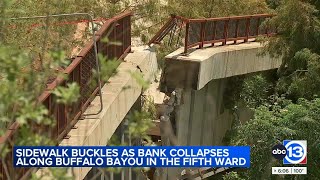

{"left": 148, "top": 14, "right": 275, "bottom": 53}
{"left": 0, "top": 11, "right": 132, "bottom": 179}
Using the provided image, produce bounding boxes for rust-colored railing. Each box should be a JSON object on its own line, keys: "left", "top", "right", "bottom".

{"left": 148, "top": 14, "right": 275, "bottom": 53}
{"left": 0, "top": 11, "right": 132, "bottom": 179}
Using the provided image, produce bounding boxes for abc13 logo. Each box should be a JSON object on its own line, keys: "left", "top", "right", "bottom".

{"left": 272, "top": 140, "right": 307, "bottom": 164}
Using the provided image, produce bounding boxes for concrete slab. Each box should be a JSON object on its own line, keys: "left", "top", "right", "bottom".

{"left": 36, "top": 46, "right": 158, "bottom": 179}
{"left": 163, "top": 42, "right": 282, "bottom": 90}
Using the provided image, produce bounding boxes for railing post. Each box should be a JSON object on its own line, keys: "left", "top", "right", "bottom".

{"left": 199, "top": 20, "right": 206, "bottom": 49}
{"left": 128, "top": 15, "right": 132, "bottom": 52}
{"left": 211, "top": 21, "right": 216, "bottom": 46}
{"left": 245, "top": 17, "right": 251, "bottom": 42}
{"left": 223, "top": 19, "right": 229, "bottom": 45}
{"left": 113, "top": 23, "right": 118, "bottom": 58}
{"left": 256, "top": 17, "right": 260, "bottom": 36}
{"left": 234, "top": 19, "right": 239, "bottom": 44}
{"left": 115, "top": 22, "right": 120, "bottom": 58}
{"left": 184, "top": 22, "right": 190, "bottom": 54}
{"left": 264, "top": 17, "right": 269, "bottom": 36}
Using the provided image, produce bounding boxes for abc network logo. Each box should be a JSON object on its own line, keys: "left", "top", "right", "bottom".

{"left": 272, "top": 140, "right": 307, "bottom": 164}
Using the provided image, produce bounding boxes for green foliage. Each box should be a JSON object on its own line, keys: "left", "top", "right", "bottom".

{"left": 142, "top": 95, "right": 157, "bottom": 120}
{"left": 96, "top": 54, "right": 120, "bottom": 82}
{"left": 30, "top": 168, "right": 73, "bottom": 180}
{"left": 166, "top": 0, "right": 270, "bottom": 18}
{"left": 266, "top": 0, "right": 283, "bottom": 9}
{"left": 223, "top": 73, "right": 274, "bottom": 110}
{"left": 275, "top": 48, "right": 320, "bottom": 100}
{"left": 101, "top": 37, "right": 122, "bottom": 46}
{"left": 223, "top": 76, "right": 245, "bottom": 109}
{"left": 222, "top": 172, "right": 245, "bottom": 180}
{"left": 53, "top": 82, "right": 80, "bottom": 105}
{"left": 222, "top": 2, "right": 320, "bottom": 179}
{"left": 229, "top": 98, "right": 320, "bottom": 179}
{"left": 263, "top": 0, "right": 320, "bottom": 100}
{"left": 17, "top": 105, "right": 51, "bottom": 125}
{"left": 127, "top": 110, "right": 153, "bottom": 143}
{"left": 240, "top": 74, "right": 273, "bottom": 108}
{"left": 16, "top": 126, "right": 54, "bottom": 146}
{"left": 264, "top": 0, "right": 320, "bottom": 59}
{"left": 155, "top": 45, "right": 177, "bottom": 69}
{"left": 0, "top": 45, "right": 47, "bottom": 128}
{"left": 107, "top": 96, "right": 156, "bottom": 147}
{"left": 0, "top": 45, "right": 74, "bottom": 179}
{"left": 130, "top": 71, "right": 150, "bottom": 90}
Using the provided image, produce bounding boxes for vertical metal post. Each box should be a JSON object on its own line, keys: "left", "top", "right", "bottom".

{"left": 119, "top": 20, "right": 123, "bottom": 57}
{"left": 256, "top": 17, "right": 260, "bottom": 36}
{"left": 211, "top": 21, "right": 216, "bottom": 46}
{"left": 48, "top": 95, "right": 52, "bottom": 137}
{"left": 114, "top": 23, "right": 118, "bottom": 58}
{"left": 222, "top": 19, "right": 229, "bottom": 45}
{"left": 234, "top": 19, "right": 239, "bottom": 44}
{"left": 79, "top": 61, "right": 84, "bottom": 107}
{"left": 128, "top": 15, "right": 131, "bottom": 53}
{"left": 199, "top": 21, "right": 205, "bottom": 49}
{"left": 184, "top": 22, "right": 190, "bottom": 54}
{"left": 120, "top": 19, "right": 124, "bottom": 53}
{"left": 265, "top": 18, "right": 269, "bottom": 36}
{"left": 245, "top": 17, "right": 251, "bottom": 42}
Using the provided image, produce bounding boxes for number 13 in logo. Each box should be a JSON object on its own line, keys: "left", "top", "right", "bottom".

{"left": 283, "top": 140, "right": 307, "bottom": 164}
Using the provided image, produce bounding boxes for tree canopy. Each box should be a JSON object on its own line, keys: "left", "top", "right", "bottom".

{"left": 225, "top": 0, "right": 320, "bottom": 179}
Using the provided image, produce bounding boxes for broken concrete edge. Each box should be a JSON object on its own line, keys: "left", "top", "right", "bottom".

{"left": 35, "top": 45, "right": 159, "bottom": 180}
{"left": 163, "top": 42, "right": 282, "bottom": 91}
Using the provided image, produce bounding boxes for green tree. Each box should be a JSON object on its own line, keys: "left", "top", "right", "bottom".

{"left": 240, "top": 74, "right": 273, "bottom": 108}
{"left": 230, "top": 98, "right": 320, "bottom": 179}
{"left": 224, "top": 1, "right": 320, "bottom": 179}
{"left": 223, "top": 172, "right": 245, "bottom": 180}
{"left": 263, "top": 0, "right": 320, "bottom": 100}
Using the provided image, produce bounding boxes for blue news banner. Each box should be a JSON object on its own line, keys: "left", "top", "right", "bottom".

{"left": 13, "top": 146, "right": 250, "bottom": 168}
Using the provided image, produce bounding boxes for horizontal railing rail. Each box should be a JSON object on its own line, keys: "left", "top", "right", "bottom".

{"left": 0, "top": 11, "right": 132, "bottom": 179}
{"left": 148, "top": 14, "right": 275, "bottom": 53}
